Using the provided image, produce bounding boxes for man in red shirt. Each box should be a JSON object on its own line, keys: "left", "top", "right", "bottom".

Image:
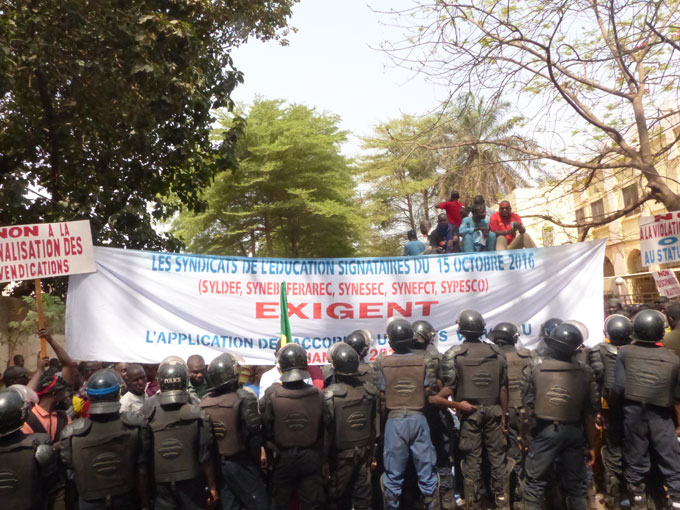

{"left": 437, "top": 191, "right": 464, "bottom": 227}
{"left": 489, "top": 200, "right": 537, "bottom": 250}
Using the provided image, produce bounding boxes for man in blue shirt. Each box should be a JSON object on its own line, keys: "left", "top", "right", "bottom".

{"left": 460, "top": 204, "right": 496, "bottom": 252}
{"left": 403, "top": 229, "right": 426, "bottom": 256}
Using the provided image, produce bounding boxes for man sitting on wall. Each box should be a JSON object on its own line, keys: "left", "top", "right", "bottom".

{"left": 490, "top": 201, "right": 537, "bottom": 251}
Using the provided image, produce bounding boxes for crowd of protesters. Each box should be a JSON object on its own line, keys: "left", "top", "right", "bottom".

{"left": 3, "top": 301, "right": 680, "bottom": 510}
{"left": 403, "top": 191, "right": 537, "bottom": 256}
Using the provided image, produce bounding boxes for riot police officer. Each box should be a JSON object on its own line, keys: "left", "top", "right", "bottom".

{"left": 144, "top": 358, "right": 218, "bottom": 510}
{"left": 0, "top": 385, "right": 58, "bottom": 510}
{"left": 591, "top": 314, "right": 632, "bottom": 509}
{"left": 439, "top": 310, "right": 509, "bottom": 510}
{"left": 344, "top": 329, "right": 380, "bottom": 387}
{"left": 61, "top": 369, "right": 151, "bottom": 510}
{"left": 521, "top": 323, "right": 599, "bottom": 510}
{"left": 324, "top": 343, "right": 379, "bottom": 510}
{"left": 532, "top": 318, "right": 562, "bottom": 357}
{"left": 200, "top": 352, "right": 268, "bottom": 510}
{"left": 610, "top": 309, "right": 680, "bottom": 509}
{"left": 411, "top": 319, "right": 457, "bottom": 510}
{"left": 379, "top": 318, "right": 438, "bottom": 510}
{"left": 260, "top": 342, "right": 327, "bottom": 510}
{"left": 489, "top": 322, "right": 531, "bottom": 509}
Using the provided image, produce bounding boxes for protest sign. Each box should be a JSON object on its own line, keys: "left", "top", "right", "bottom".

{"left": 652, "top": 270, "right": 680, "bottom": 298}
{"left": 640, "top": 211, "right": 680, "bottom": 265}
{"left": 66, "top": 240, "right": 606, "bottom": 365}
{"left": 0, "top": 220, "right": 95, "bottom": 283}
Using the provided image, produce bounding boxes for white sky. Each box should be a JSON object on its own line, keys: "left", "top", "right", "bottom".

{"left": 230, "top": 0, "right": 444, "bottom": 157}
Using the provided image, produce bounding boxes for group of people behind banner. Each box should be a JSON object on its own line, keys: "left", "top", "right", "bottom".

{"left": 2, "top": 305, "right": 680, "bottom": 510}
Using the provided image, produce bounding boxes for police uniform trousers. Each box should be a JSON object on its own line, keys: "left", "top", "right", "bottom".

{"left": 523, "top": 421, "right": 588, "bottom": 510}
{"left": 457, "top": 404, "right": 507, "bottom": 508}
{"left": 327, "top": 446, "right": 372, "bottom": 510}
{"left": 154, "top": 479, "right": 205, "bottom": 510}
{"left": 600, "top": 408, "right": 624, "bottom": 509}
{"left": 271, "top": 447, "right": 325, "bottom": 510}
{"left": 506, "top": 407, "right": 524, "bottom": 507}
{"left": 78, "top": 494, "right": 138, "bottom": 510}
{"left": 218, "top": 454, "right": 269, "bottom": 510}
{"left": 622, "top": 402, "right": 680, "bottom": 501}
{"left": 425, "top": 405, "right": 456, "bottom": 510}
{"left": 382, "top": 412, "right": 437, "bottom": 510}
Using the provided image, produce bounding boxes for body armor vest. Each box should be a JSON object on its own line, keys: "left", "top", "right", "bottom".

{"left": 330, "top": 383, "right": 374, "bottom": 450}
{"left": 149, "top": 404, "right": 202, "bottom": 483}
{"left": 71, "top": 419, "right": 138, "bottom": 501}
{"left": 454, "top": 343, "right": 503, "bottom": 405}
{"left": 382, "top": 354, "right": 426, "bottom": 411}
{"left": 270, "top": 385, "right": 323, "bottom": 448}
{"left": 200, "top": 392, "right": 244, "bottom": 457}
{"left": 0, "top": 433, "right": 49, "bottom": 509}
{"left": 621, "top": 344, "right": 680, "bottom": 408}
{"left": 598, "top": 343, "right": 618, "bottom": 392}
{"left": 533, "top": 359, "right": 589, "bottom": 422}
{"left": 505, "top": 347, "right": 532, "bottom": 408}
{"left": 357, "top": 362, "right": 379, "bottom": 387}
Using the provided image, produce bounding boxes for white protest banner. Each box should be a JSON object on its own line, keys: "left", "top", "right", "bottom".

{"left": 0, "top": 220, "right": 95, "bottom": 283}
{"left": 640, "top": 210, "right": 680, "bottom": 265}
{"left": 66, "top": 240, "right": 606, "bottom": 365}
{"left": 652, "top": 270, "right": 680, "bottom": 298}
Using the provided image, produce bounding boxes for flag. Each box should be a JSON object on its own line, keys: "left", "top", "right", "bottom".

{"left": 280, "top": 281, "right": 292, "bottom": 345}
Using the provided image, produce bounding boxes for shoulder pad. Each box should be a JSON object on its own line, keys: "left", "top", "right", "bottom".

{"left": 362, "top": 381, "right": 379, "bottom": 396}
{"left": 236, "top": 388, "right": 257, "bottom": 403}
{"left": 324, "top": 383, "right": 349, "bottom": 399}
{"left": 322, "top": 364, "right": 334, "bottom": 379}
{"left": 602, "top": 343, "right": 617, "bottom": 354}
{"left": 62, "top": 418, "right": 91, "bottom": 438}
{"left": 178, "top": 403, "right": 203, "bottom": 422}
{"left": 141, "top": 397, "right": 158, "bottom": 419}
{"left": 121, "top": 411, "right": 146, "bottom": 428}
{"left": 34, "top": 443, "right": 56, "bottom": 467}
{"left": 489, "top": 343, "right": 504, "bottom": 356}
{"left": 516, "top": 347, "right": 532, "bottom": 357}
{"left": 448, "top": 344, "right": 468, "bottom": 356}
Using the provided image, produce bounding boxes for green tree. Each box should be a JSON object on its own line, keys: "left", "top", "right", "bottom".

{"left": 0, "top": 0, "right": 297, "bottom": 251}
{"left": 173, "top": 99, "right": 362, "bottom": 258}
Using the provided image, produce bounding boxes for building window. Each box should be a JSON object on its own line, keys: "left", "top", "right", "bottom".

{"left": 622, "top": 184, "right": 640, "bottom": 217}
{"left": 575, "top": 207, "right": 586, "bottom": 238}
{"left": 591, "top": 199, "right": 605, "bottom": 223}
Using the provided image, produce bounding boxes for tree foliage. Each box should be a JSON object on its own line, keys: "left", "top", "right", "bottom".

{"left": 383, "top": 0, "right": 680, "bottom": 213}
{"left": 173, "top": 99, "right": 362, "bottom": 258}
{"left": 0, "top": 0, "right": 298, "bottom": 251}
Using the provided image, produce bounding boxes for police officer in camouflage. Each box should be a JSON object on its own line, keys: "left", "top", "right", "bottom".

{"left": 379, "top": 318, "right": 438, "bottom": 510}
{"left": 143, "top": 358, "right": 218, "bottom": 510}
{"left": 609, "top": 309, "right": 680, "bottom": 510}
{"left": 260, "top": 342, "right": 327, "bottom": 510}
{"left": 521, "top": 322, "right": 599, "bottom": 510}
{"left": 489, "top": 322, "right": 532, "bottom": 510}
{"left": 324, "top": 343, "right": 379, "bottom": 510}
{"left": 590, "top": 314, "right": 632, "bottom": 509}
{"left": 61, "top": 369, "right": 151, "bottom": 510}
{"left": 412, "top": 320, "right": 457, "bottom": 510}
{"left": 0, "top": 385, "right": 58, "bottom": 510}
{"left": 439, "top": 310, "right": 509, "bottom": 510}
{"left": 200, "top": 352, "right": 268, "bottom": 510}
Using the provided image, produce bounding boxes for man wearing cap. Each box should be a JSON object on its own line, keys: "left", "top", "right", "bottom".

{"left": 489, "top": 201, "right": 537, "bottom": 251}
{"left": 21, "top": 373, "right": 72, "bottom": 443}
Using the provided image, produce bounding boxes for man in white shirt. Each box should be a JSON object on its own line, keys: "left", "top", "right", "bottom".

{"left": 119, "top": 363, "right": 148, "bottom": 413}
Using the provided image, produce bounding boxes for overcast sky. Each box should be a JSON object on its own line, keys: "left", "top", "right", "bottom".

{"left": 230, "top": 0, "right": 444, "bottom": 157}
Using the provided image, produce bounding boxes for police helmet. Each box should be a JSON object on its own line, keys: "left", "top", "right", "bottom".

{"left": 604, "top": 314, "right": 633, "bottom": 346}
{"left": 207, "top": 352, "right": 240, "bottom": 390}
{"left": 540, "top": 318, "right": 563, "bottom": 339}
{"left": 387, "top": 318, "right": 415, "bottom": 351}
{"left": 545, "top": 323, "right": 583, "bottom": 356}
{"left": 413, "top": 320, "right": 436, "bottom": 347}
{"left": 278, "top": 343, "right": 311, "bottom": 383}
{"left": 157, "top": 360, "right": 189, "bottom": 405}
{"left": 457, "top": 310, "right": 486, "bottom": 337}
{"left": 631, "top": 309, "right": 666, "bottom": 343}
{"left": 562, "top": 320, "right": 589, "bottom": 342}
{"left": 159, "top": 355, "right": 185, "bottom": 367}
{"left": 0, "top": 387, "right": 30, "bottom": 437}
{"left": 488, "top": 322, "right": 520, "bottom": 346}
{"left": 87, "top": 369, "right": 122, "bottom": 415}
{"left": 330, "top": 343, "right": 360, "bottom": 376}
{"left": 344, "top": 330, "right": 371, "bottom": 359}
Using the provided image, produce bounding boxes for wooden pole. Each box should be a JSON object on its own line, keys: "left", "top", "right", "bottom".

{"left": 35, "top": 279, "right": 47, "bottom": 357}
